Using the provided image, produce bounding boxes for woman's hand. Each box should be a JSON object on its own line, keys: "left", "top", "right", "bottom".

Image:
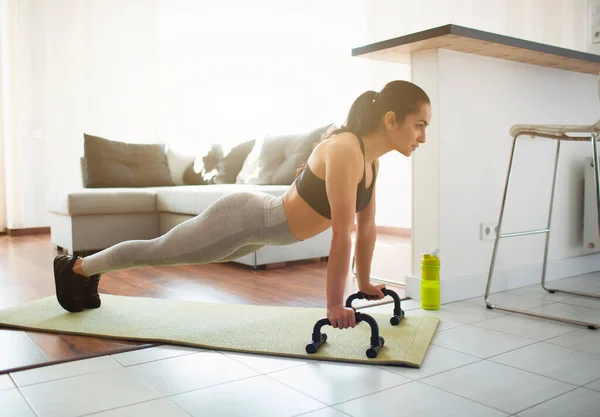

{"left": 327, "top": 305, "right": 357, "bottom": 329}
{"left": 359, "top": 282, "right": 386, "bottom": 300}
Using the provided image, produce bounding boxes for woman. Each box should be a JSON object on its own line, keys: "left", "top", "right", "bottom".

{"left": 54, "top": 80, "right": 431, "bottom": 331}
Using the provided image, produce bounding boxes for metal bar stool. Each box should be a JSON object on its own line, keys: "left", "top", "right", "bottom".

{"left": 484, "top": 117, "right": 600, "bottom": 330}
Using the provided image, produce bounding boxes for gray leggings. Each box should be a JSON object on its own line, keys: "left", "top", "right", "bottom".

{"left": 80, "top": 192, "right": 300, "bottom": 276}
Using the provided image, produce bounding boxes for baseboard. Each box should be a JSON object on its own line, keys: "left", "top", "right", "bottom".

{"left": 377, "top": 226, "right": 411, "bottom": 237}
{"left": 405, "top": 252, "right": 600, "bottom": 303}
{"left": 6, "top": 227, "right": 51, "bottom": 236}
{"left": 351, "top": 224, "right": 411, "bottom": 237}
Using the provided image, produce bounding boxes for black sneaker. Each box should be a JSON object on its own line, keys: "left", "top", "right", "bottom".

{"left": 83, "top": 274, "right": 102, "bottom": 309}
{"left": 53, "top": 255, "right": 85, "bottom": 312}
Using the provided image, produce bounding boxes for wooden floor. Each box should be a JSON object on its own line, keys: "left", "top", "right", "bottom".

{"left": 0, "top": 233, "right": 409, "bottom": 375}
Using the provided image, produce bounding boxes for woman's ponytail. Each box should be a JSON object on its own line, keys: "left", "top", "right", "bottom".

{"left": 295, "top": 90, "right": 379, "bottom": 178}
{"left": 323, "top": 90, "right": 379, "bottom": 139}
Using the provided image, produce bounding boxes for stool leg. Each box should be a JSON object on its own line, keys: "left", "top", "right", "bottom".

{"left": 485, "top": 135, "right": 519, "bottom": 307}
{"left": 544, "top": 132, "right": 600, "bottom": 302}
{"left": 594, "top": 132, "right": 600, "bottom": 240}
{"left": 540, "top": 140, "right": 561, "bottom": 292}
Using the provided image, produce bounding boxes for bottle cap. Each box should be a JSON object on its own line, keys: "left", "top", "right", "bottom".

{"left": 421, "top": 251, "right": 440, "bottom": 268}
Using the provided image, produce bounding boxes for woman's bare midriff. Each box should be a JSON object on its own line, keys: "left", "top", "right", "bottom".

{"left": 282, "top": 183, "right": 332, "bottom": 241}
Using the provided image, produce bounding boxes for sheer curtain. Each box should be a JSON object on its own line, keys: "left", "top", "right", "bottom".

{"left": 0, "top": 0, "right": 5, "bottom": 232}
{"left": 35, "top": 0, "right": 159, "bottom": 227}
{"left": 0, "top": 0, "right": 25, "bottom": 231}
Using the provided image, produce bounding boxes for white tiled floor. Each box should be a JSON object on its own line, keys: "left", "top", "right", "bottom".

{"left": 2, "top": 273, "right": 600, "bottom": 417}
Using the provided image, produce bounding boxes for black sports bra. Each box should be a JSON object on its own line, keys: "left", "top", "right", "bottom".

{"left": 294, "top": 135, "right": 377, "bottom": 220}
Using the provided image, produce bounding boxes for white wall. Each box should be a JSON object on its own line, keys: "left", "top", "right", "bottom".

{"left": 365, "top": 0, "right": 589, "bottom": 51}
{"left": 439, "top": 49, "right": 598, "bottom": 275}
{"left": 408, "top": 48, "right": 599, "bottom": 301}
{"left": 362, "top": 0, "right": 595, "bottom": 231}
{"left": 367, "top": 63, "right": 413, "bottom": 228}
{"left": 588, "top": 0, "right": 600, "bottom": 54}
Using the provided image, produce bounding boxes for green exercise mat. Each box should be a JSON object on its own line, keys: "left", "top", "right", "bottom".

{"left": 0, "top": 295, "right": 439, "bottom": 367}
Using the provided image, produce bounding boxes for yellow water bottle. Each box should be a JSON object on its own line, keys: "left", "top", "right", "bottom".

{"left": 421, "top": 250, "right": 440, "bottom": 310}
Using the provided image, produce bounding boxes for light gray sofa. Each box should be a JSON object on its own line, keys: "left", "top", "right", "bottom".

{"left": 47, "top": 129, "right": 333, "bottom": 268}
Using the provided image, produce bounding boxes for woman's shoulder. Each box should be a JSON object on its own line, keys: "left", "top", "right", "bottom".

{"left": 327, "top": 130, "right": 359, "bottom": 142}
{"left": 317, "top": 131, "right": 361, "bottom": 153}
{"left": 314, "top": 132, "right": 364, "bottom": 169}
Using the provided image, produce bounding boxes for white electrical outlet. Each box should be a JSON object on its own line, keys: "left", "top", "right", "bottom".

{"left": 480, "top": 222, "right": 498, "bottom": 240}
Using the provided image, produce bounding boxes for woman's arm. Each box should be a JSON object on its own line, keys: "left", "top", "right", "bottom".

{"left": 354, "top": 172, "right": 377, "bottom": 289}
{"left": 324, "top": 139, "right": 363, "bottom": 316}
{"left": 354, "top": 159, "right": 385, "bottom": 299}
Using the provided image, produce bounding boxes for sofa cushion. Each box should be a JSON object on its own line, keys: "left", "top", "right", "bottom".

{"left": 236, "top": 125, "right": 330, "bottom": 185}
{"left": 183, "top": 144, "right": 223, "bottom": 185}
{"left": 212, "top": 140, "right": 256, "bottom": 184}
{"left": 47, "top": 188, "right": 159, "bottom": 216}
{"left": 155, "top": 184, "right": 289, "bottom": 216}
{"left": 83, "top": 134, "right": 175, "bottom": 188}
{"left": 271, "top": 125, "right": 330, "bottom": 184}
{"left": 235, "top": 138, "right": 264, "bottom": 185}
{"left": 166, "top": 147, "right": 196, "bottom": 185}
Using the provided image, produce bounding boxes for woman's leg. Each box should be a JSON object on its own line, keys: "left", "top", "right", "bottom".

{"left": 53, "top": 192, "right": 299, "bottom": 312}
{"left": 80, "top": 192, "right": 274, "bottom": 275}
{"left": 217, "top": 244, "right": 264, "bottom": 262}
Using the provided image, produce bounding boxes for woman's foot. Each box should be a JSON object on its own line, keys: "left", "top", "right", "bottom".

{"left": 83, "top": 274, "right": 102, "bottom": 309}
{"left": 53, "top": 255, "right": 103, "bottom": 312}
{"left": 73, "top": 258, "right": 101, "bottom": 308}
{"left": 72, "top": 259, "right": 89, "bottom": 277}
{"left": 53, "top": 255, "right": 86, "bottom": 312}
{"left": 71, "top": 258, "right": 102, "bottom": 309}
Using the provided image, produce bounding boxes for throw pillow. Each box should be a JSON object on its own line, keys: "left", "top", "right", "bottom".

{"left": 183, "top": 162, "right": 209, "bottom": 185}
{"left": 236, "top": 125, "right": 331, "bottom": 185}
{"left": 270, "top": 124, "right": 331, "bottom": 185}
{"left": 235, "top": 137, "right": 269, "bottom": 184}
{"left": 83, "top": 134, "right": 175, "bottom": 188}
{"left": 183, "top": 144, "right": 224, "bottom": 185}
{"left": 213, "top": 139, "right": 256, "bottom": 184}
{"left": 166, "top": 147, "right": 196, "bottom": 185}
